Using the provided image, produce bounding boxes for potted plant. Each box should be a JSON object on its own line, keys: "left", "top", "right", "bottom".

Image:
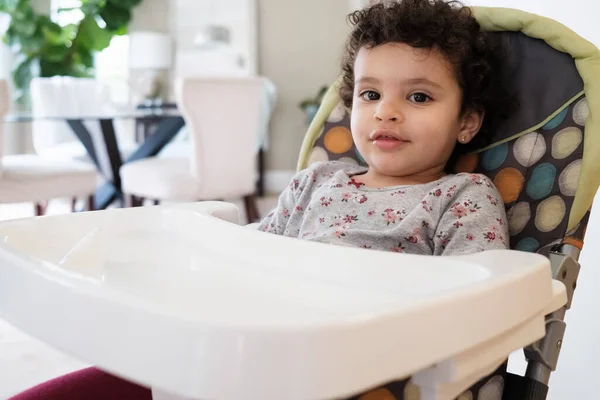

{"left": 299, "top": 85, "right": 328, "bottom": 124}
{"left": 0, "top": 0, "right": 143, "bottom": 104}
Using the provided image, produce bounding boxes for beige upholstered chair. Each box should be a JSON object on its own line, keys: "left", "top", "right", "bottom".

{"left": 120, "top": 77, "right": 266, "bottom": 222}
{"left": 29, "top": 77, "right": 137, "bottom": 164}
{"left": 0, "top": 80, "right": 97, "bottom": 215}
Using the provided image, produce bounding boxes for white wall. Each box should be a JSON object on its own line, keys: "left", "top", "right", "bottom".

{"left": 465, "top": 0, "right": 600, "bottom": 46}
{"left": 259, "top": 0, "right": 350, "bottom": 173}
{"left": 171, "top": 0, "right": 258, "bottom": 76}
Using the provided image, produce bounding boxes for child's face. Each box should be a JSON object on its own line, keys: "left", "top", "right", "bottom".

{"left": 351, "top": 43, "right": 482, "bottom": 180}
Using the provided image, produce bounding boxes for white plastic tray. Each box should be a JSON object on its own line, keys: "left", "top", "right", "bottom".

{"left": 0, "top": 202, "right": 565, "bottom": 400}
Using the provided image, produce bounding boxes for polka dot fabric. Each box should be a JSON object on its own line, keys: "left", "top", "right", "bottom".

{"left": 309, "top": 96, "right": 589, "bottom": 255}
{"left": 458, "top": 96, "right": 589, "bottom": 254}
{"left": 345, "top": 363, "right": 507, "bottom": 400}
{"left": 309, "top": 108, "right": 368, "bottom": 168}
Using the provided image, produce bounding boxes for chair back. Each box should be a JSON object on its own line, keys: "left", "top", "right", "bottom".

{"left": 30, "top": 77, "right": 114, "bottom": 153}
{"left": 175, "top": 77, "right": 265, "bottom": 198}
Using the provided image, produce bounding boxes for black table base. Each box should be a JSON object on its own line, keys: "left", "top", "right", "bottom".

{"left": 68, "top": 117, "right": 185, "bottom": 210}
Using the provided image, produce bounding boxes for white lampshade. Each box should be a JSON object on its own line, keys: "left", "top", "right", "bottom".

{"left": 129, "top": 31, "right": 173, "bottom": 69}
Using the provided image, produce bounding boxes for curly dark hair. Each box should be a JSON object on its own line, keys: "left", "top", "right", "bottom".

{"left": 340, "top": 0, "right": 512, "bottom": 164}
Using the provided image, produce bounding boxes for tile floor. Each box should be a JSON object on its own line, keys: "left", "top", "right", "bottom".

{"left": 0, "top": 197, "right": 278, "bottom": 399}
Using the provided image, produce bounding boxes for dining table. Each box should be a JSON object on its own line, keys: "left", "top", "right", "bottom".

{"left": 4, "top": 107, "right": 266, "bottom": 210}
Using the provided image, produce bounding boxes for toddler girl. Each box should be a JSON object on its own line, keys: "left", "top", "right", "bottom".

{"left": 259, "top": 0, "right": 512, "bottom": 256}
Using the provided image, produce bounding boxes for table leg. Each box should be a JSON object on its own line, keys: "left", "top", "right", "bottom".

{"left": 257, "top": 147, "right": 265, "bottom": 197}
{"left": 99, "top": 118, "right": 124, "bottom": 193}
{"left": 68, "top": 117, "right": 185, "bottom": 210}
{"left": 67, "top": 120, "right": 101, "bottom": 171}
{"left": 125, "top": 117, "right": 185, "bottom": 162}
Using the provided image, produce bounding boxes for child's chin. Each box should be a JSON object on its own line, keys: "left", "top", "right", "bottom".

{"left": 371, "top": 163, "right": 411, "bottom": 177}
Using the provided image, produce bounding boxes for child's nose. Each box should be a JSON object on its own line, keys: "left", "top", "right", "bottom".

{"left": 374, "top": 100, "right": 402, "bottom": 122}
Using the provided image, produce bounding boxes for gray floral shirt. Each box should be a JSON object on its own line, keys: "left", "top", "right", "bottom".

{"left": 258, "top": 161, "right": 509, "bottom": 255}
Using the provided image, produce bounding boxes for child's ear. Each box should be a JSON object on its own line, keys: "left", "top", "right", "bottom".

{"left": 457, "top": 108, "right": 484, "bottom": 144}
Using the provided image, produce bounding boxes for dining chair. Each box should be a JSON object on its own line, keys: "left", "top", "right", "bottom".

{"left": 29, "top": 77, "right": 137, "bottom": 165}
{"left": 0, "top": 80, "right": 98, "bottom": 215}
{"left": 120, "top": 77, "right": 266, "bottom": 222}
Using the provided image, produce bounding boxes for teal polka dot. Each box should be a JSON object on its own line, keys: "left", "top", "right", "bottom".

{"left": 526, "top": 163, "right": 557, "bottom": 200}
{"left": 481, "top": 143, "right": 508, "bottom": 171}
{"left": 542, "top": 108, "right": 569, "bottom": 130}
{"left": 516, "top": 237, "right": 540, "bottom": 252}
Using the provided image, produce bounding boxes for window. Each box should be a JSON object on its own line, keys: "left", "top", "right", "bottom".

{"left": 50, "top": 0, "right": 130, "bottom": 105}
{"left": 50, "top": 0, "right": 84, "bottom": 26}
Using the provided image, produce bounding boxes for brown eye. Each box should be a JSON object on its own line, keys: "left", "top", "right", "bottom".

{"left": 409, "top": 93, "right": 431, "bottom": 103}
{"left": 360, "top": 90, "right": 380, "bottom": 101}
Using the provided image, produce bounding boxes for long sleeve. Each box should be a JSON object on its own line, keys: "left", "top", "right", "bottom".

{"left": 433, "top": 174, "right": 509, "bottom": 256}
{"left": 257, "top": 170, "right": 308, "bottom": 235}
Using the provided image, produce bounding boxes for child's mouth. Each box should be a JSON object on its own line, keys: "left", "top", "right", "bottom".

{"left": 372, "top": 136, "right": 409, "bottom": 150}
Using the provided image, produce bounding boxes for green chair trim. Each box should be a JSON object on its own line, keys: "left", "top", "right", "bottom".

{"left": 472, "top": 90, "right": 585, "bottom": 154}
{"left": 297, "top": 76, "right": 345, "bottom": 172}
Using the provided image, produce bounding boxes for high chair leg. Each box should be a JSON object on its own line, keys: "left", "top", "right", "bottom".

{"left": 505, "top": 245, "right": 582, "bottom": 400}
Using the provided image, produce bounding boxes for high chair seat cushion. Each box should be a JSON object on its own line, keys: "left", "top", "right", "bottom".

{"left": 472, "top": 6, "right": 600, "bottom": 234}
{"left": 0, "top": 155, "right": 97, "bottom": 203}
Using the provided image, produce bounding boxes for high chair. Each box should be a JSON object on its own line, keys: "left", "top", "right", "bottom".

{"left": 0, "top": 7, "right": 598, "bottom": 400}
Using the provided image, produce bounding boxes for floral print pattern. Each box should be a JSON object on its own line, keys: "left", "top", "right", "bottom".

{"left": 258, "top": 161, "right": 509, "bottom": 255}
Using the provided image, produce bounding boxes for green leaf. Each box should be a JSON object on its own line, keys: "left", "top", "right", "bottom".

{"left": 41, "top": 44, "right": 70, "bottom": 62}
{"left": 39, "top": 59, "right": 69, "bottom": 77}
{"left": 42, "top": 22, "right": 77, "bottom": 45}
{"left": 77, "top": 15, "right": 113, "bottom": 51}
{"left": 56, "top": 7, "right": 80, "bottom": 12}
{"left": 81, "top": 0, "right": 107, "bottom": 6}
{"left": 106, "top": 0, "right": 142, "bottom": 9}
{"left": 14, "top": 0, "right": 31, "bottom": 16}
{"left": 18, "top": 30, "right": 44, "bottom": 53}
{"left": 12, "top": 55, "right": 34, "bottom": 90}
{"left": 40, "top": 20, "right": 62, "bottom": 40}
{"left": 11, "top": 17, "right": 36, "bottom": 36}
{"left": 112, "top": 24, "right": 128, "bottom": 36}
{"left": 4, "top": 26, "right": 20, "bottom": 46}
{"left": 74, "top": 47, "right": 94, "bottom": 68}
{"left": 3, "top": 0, "right": 142, "bottom": 88}
{"left": 99, "top": 2, "right": 131, "bottom": 32}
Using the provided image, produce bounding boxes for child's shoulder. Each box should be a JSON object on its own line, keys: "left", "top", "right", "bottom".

{"left": 296, "top": 161, "right": 367, "bottom": 182}
{"left": 445, "top": 172, "right": 494, "bottom": 186}
{"left": 439, "top": 172, "right": 499, "bottom": 196}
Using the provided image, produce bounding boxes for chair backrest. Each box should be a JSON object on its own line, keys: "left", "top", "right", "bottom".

{"left": 29, "top": 77, "right": 117, "bottom": 154}
{"left": 297, "top": 7, "right": 600, "bottom": 256}
{"left": 175, "top": 77, "right": 265, "bottom": 199}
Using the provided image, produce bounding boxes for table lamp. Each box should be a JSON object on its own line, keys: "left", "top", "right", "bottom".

{"left": 129, "top": 31, "right": 173, "bottom": 105}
